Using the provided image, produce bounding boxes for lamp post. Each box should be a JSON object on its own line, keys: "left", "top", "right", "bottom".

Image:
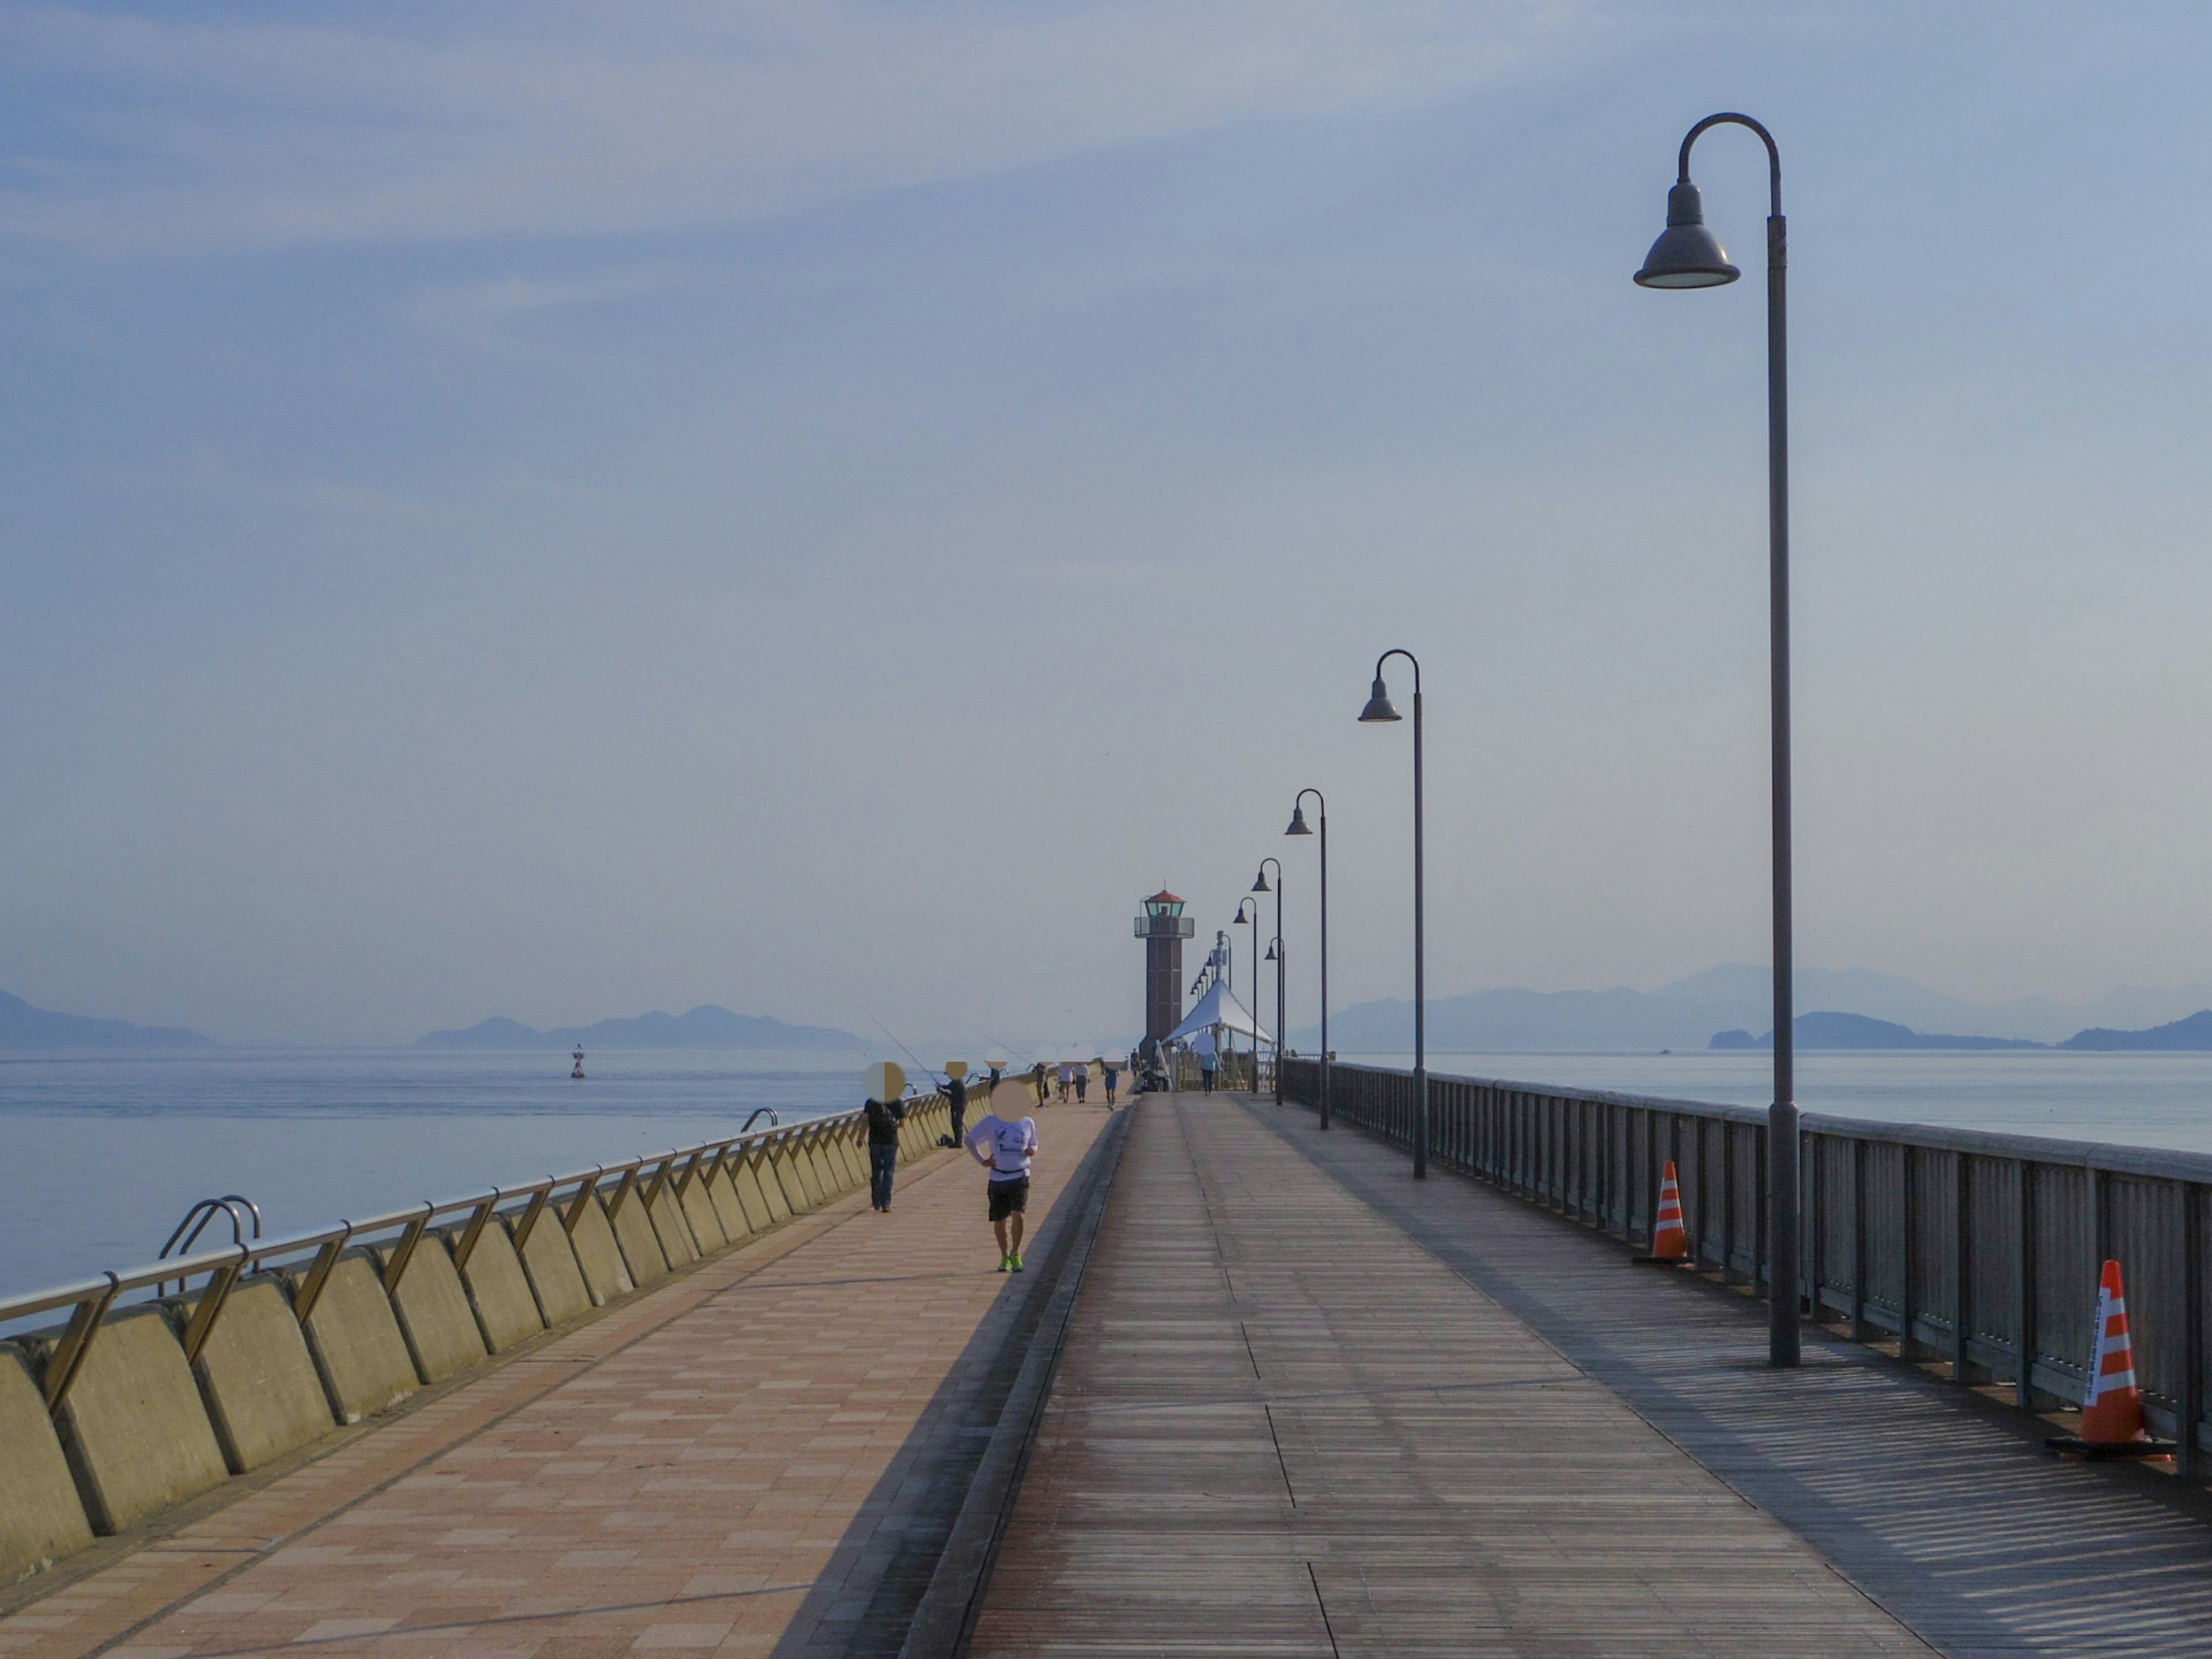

{"left": 1634, "top": 111, "right": 1798, "bottom": 1368}
{"left": 1359, "top": 650, "right": 1426, "bottom": 1179}
{"left": 1286, "top": 789, "right": 1330, "bottom": 1130}
{"left": 1236, "top": 897, "right": 1262, "bottom": 1094}
{"left": 1253, "top": 859, "right": 1283, "bottom": 1103}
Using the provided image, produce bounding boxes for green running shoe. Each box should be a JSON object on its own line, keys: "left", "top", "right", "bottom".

{"left": 1011, "top": 1252, "right": 1025, "bottom": 1272}
{"left": 997, "top": 1255, "right": 1011, "bottom": 1272}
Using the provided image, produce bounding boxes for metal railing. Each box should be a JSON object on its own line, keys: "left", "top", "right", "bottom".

{"left": 0, "top": 1106, "right": 904, "bottom": 1413}
{"left": 1280, "top": 1058, "right": 2211, "bottom": 1478}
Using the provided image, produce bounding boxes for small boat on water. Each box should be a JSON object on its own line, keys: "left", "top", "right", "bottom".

{"left": 571, "top": 1046, "right": 586, "bottom": 1080}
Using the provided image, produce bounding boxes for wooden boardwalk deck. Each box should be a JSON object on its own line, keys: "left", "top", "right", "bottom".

{"left": 0, "top": 1096, "right": 1114, "bottom": 1659}
{"left": 972, "top": 1093, "right": 2212, "bottom": 1657}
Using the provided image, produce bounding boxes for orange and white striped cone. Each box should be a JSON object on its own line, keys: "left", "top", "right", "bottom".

{"left": 1633, "top": 1161, "right": 1691, "bottom": 1265}
{"left": 2046, "top": 1259, "right": 2176, "bottom": 1459}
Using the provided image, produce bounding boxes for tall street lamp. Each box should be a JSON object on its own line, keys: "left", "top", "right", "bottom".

{"left": 1286, "top": 789, "right": 1330, "bottom": 1130}
{"left": 1635, "top": 110, "right": 1798, "bottom": 1368}
{"left": 1253, "top": 858, "right": 1283, "bottom": 1103}
{"left": 1359, "top": 650, "right": 1426, "bottom": 1179}
{"left": 1235, "top": 897, "right": 1262, "bottom": 1094}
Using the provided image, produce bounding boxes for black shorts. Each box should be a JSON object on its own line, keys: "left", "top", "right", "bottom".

{"left": 987, "top": 1177, "right": 1030, "bottom": 1222}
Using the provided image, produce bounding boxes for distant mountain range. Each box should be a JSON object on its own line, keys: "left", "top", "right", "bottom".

{"left": 0, "top": 988, "right": 213, "bottom": 1050}
{"left": 1296, "top": 964, "right": 2212, "bottom": 1052}
{"left": 417, "top": 1005, "right": 867, "bottom": 1050}
{"left": 1711, "top": 1012, "right": 2046, "bottom": 1051}
{"left": 2058, "top": 1010, "right": 2212, "bottom": 1051}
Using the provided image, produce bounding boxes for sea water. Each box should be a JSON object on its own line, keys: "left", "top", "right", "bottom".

{"left": 0, "top": 1048, "right": 871, "bottom": 1296}
{"left": 14, "top": 1047, "right": 2212, "bottom": 1300}
{"left": 1342, "top": 1050, "right": 2212, "bottom": 1156}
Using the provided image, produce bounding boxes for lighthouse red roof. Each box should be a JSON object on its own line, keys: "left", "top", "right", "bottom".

{"left": 1146, "top": 889, "right": 1184, "bottom": 905}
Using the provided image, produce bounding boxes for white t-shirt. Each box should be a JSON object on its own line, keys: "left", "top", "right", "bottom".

{"left": 966, "top": 1114, "right": 1037, "bottom": 1181}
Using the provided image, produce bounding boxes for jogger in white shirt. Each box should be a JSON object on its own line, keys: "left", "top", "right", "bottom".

{"left": 964, "top": 1112, "right": 1039, "bottom": 1271}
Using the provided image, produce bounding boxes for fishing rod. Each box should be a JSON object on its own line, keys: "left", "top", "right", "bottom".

{"left": 857, "top": 1006, "right": 944, "bottom": 1093}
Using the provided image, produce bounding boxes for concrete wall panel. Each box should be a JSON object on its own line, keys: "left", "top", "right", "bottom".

{"left": 294, "top": 1252, "right": 418, "bottom": 1423}
{"left": 702, "top": 1165, "right": 753, "bottom": 1242}
{"left": 767, "top": 1146, "right": 811, "bottom": 1214}
{"left": 606, "top": 1192, "right": 671, "bottom": 1286}
{"left": 39, "top": 1306, "right": 229, "bottom": 1535}
{"left": 174, "top": 1275, "right": 336, "bottom": 1474}
{"left": 446, "top": 1226, "right": 545, "bottom": 1354}
{"left": 735, "top": 1154, "right": 783, "bottom": 1228}
{"left": 510, "top": 1215, "right": 593, "bottom": 1325}
{"left": 0, "top": 1343, "right": 93, "bottom": 1585}
{"left": 374, "top": 1241, "right": 489, "bottom": 1384}
{"left": 646, "top": 1191, "right": 699, "bottom": 1267}
{"left": 565, "top": 1196, "right": 634, "bottom": 1306}
{"left": 679, "top": 1180, "right": 728, "bottom": 1253}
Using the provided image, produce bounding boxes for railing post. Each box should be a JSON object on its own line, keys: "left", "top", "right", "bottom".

{"left": 2183, "top": 1180, "right": 2205, "bottom": 1480}
{"left": 1953, "top": 1153, "right": 1973, "bottom": 1384}
{"left": 1722, "top": 1123, "right": 1738, "bottom": 1284}
{"left": 2016, "top": 1158, "right": 2039, "bottom": 1408}
{"left": 1850, "top": 1137, "right": 1869, "bottom": 1341}
{"left": 1754, "top": 1124, "right": 1768, "bottom": 1293}
{"left": 1807, "top": 1134, "right": 1825, "bottom": 1328}
{"left": 1899, "top": 1146, "right": 1919, "bottom": 1362}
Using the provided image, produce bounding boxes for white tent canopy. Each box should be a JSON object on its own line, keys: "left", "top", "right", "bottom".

{"left": 1165, "top": 980, "right": 1272, "bottom": 1046}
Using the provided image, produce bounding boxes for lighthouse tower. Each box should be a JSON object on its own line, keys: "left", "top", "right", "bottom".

{"left": 1134, "top": 890, "right": 1195, "bottom": 1044}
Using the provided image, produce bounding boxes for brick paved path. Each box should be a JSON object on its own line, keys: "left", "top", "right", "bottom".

{"left": 972, "top": 1094, "right": 1928, "bottom": 1657}
{"left": 0, "top": 1097, "right": 1110, "bottom": 1659}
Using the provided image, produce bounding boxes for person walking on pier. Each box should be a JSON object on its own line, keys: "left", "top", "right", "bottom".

{"left": 865, "top": 1092, "right": 907, "bottom": 1212}
{"left": 1073, "top": 1063, "right": 1089, "bottom": 1105}
{"left": 1199, "top": 1043, "right": 1218, "bottom": 1094}
{"left": 1032, "top": 1062, "right": 1050, "bottom": 1109}
{"left": 965, "top": 1104, "right": 1039, "bottom": 1271}
{"left": 1101, "top": 1056, "right": 1119, "bottom": 1109}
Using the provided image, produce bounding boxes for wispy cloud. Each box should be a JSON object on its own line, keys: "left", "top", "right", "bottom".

{"left": 2, "top": 0, "right": 1592, "bottom": 249}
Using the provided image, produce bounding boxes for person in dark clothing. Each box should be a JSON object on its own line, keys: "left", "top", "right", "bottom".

{"left": 865, "top": 1094, "right": 906, "bottom": 1211}
{"left": 941, "top": 1070, "right": 969, "bottom": 1148}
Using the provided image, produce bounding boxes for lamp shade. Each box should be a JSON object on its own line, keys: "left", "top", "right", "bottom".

{"left": 1264, "top": 941, "right": 1279, "bottom": 962}
{"left": 1251, "top": 870, "right": 1270, "bottom": 893}
{"left": 1285, "top": 804, "right": 1312, "bottom": 836}
{"left": 1358, "top": 676, "right": 1402, "bottom": 723}
{"left": 1634, "top": 182, "right": 1739, "bottom": 289}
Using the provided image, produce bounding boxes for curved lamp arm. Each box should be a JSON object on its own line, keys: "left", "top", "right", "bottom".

{"left": 1679, "top": 112, "right": 1781, "bottom": 214}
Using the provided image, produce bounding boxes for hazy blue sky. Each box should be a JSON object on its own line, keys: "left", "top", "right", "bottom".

{"left": 6, "top": 1, "right": 2212, "bottom": 1046}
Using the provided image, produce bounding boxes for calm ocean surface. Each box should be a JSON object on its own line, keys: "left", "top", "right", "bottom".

{"left": 1347, "top": 1050, "right": 2212, "bottom": 1155}
{"left": 13, "top": 1046, "right": 2212, "bottom": 1300}
{"left": 0, "top": 1048, "right": 874, "bottom": 1296}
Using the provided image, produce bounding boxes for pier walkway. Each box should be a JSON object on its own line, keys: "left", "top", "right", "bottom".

{"left": 13, "top": 1089, "right": 2212, "bottom": 1657}
{"left": 976, "top": 1094, "right": 2212, "bottom": 1657}
{"left": 0, "top": 1097, "right": 1116, "bottom": 1659}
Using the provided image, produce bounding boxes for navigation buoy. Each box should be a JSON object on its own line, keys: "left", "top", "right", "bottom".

{"left": 571, "top": 1046, "right": 586, "bottom": 1081}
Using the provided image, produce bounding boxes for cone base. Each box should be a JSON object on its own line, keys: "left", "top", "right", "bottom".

{"left": 1630, "top": 1254, "right": 1693, "bottom": 1266}
{"left": 2043, "top": 1434, "right": 2177, "bottom": 1460}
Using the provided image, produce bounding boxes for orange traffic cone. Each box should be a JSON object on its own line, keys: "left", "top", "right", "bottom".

{"left": 1633, "top": 1161, "right": 1691, "bottom": 1265}
{"left": 2046, "top": 1259, "right": 2176, "bottom": 1459}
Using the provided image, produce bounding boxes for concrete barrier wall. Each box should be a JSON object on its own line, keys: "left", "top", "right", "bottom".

{"left": 646, "top": 1190, "right": 699, "bottom": 1268}
{"left": 767, "top": 1145, "right": 811, "bottom": 1215}
{"left": 173, "top": 1274, "right": 337, "bottom": 1474}
{"left": 374, "top": 1240, "right": 490, "bottom": 1385}
{"left": 605, "top": 1190, "right": 671, "bottom": 1286}
{"left": 702, "top": 1163, "right": 753, "bottom": 1243}
{"left": 296, "top": 1251, "right": 419, "bottom": 1423}
{"left": 39, "top": 1305, "right": 231, "bottom": 1535}
{"left": 446, "top": 1226, "right": 546, "bottom": 1354}
{"left": 734, "top": 1152, "right": 785, "bottom": 1228}
{"left": 678, "top": 1178, "right": 728, "bottom": 1253}
{"left": 564, "top": 1195, "right": 634, "bottom": 1306}
{"left": 1, "top": 1094, "right": 959, "bottom": 1591}
{"left": 510, "top": 1214, "right": 593, "bottom": 1325}
{"left": 0, "top": 1343, "right": 93, "bottom": 1585}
